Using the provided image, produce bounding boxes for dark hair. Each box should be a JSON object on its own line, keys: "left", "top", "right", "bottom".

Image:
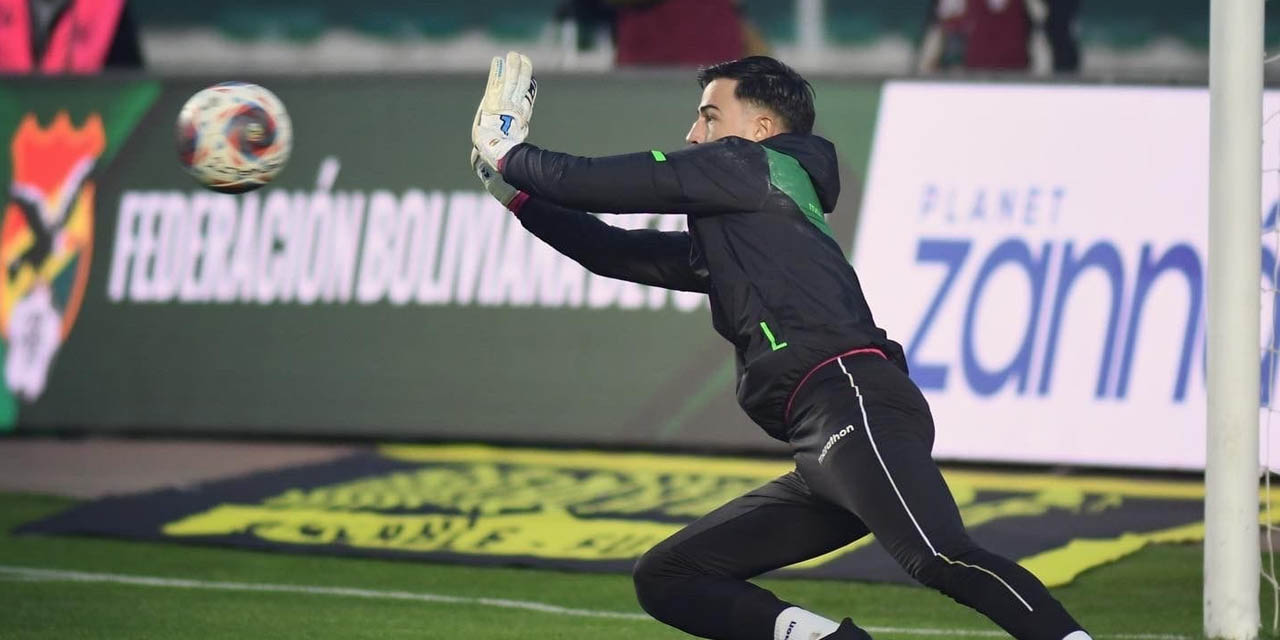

{"left": 696, "top": 56, "right": 816, "bottom": 135}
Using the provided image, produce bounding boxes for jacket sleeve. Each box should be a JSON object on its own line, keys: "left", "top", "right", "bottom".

{"left": 514, "top": 197, "right": 709, "bottom": 293}
{"left": 499, "top": 136, "right": 770, "bottom": 215}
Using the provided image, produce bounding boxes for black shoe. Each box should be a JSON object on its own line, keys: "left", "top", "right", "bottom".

{"left": 820, "top": 618, "right": 873, "bottom": 640}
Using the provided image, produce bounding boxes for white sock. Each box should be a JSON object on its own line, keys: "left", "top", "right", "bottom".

{"left": 774, "top": 606, "right": 840, "bottom": 640}
{"left": 1063, "top": 631, "right": 1093, "bottom": 640}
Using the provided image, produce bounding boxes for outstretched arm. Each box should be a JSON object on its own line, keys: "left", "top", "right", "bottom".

{"left": 469, "top": 51, "right": 763, "bottom": 216}
{"left": 472, "top": 148, "right": 707, "bottom": 293}
{"left": 515, "top": 198, "right": 708, "bottom": 293}
{"left": 498, "top": 137, "right": 770, "bottom": 216}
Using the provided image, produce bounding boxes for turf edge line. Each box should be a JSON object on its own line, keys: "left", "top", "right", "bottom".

{"left": 0, "top": 565, "right": 1187, "bottom": 639}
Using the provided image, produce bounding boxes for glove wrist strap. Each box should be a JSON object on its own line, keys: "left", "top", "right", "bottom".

{"left": 507, "top": 191, "right": 530, "bottom": 214}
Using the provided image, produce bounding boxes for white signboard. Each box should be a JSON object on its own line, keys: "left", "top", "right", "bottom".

{"left": 854, "top": 82, "right": 1280, "bottom": 470}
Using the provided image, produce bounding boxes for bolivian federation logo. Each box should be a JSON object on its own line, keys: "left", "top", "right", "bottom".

{"left": 0, "top": 112, "right": 104, "bottom": 401}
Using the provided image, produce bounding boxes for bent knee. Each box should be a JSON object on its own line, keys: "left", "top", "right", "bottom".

{"left": 892, "top": 540, "right": 980, "bottom": 588}
{"left": 632, "top": 545, "right": 712, "bottom": 615}
{"left": 904, "top": 545, "right": 989, "bottom": 591}
{"left": 906, "top": 554, "right": 949, "bottom": 588}
{"left": 632, "top": 547, "right": 679, "bottom": 613}
{"left": 632, "top": 547, "right": 664, "bottom": 589}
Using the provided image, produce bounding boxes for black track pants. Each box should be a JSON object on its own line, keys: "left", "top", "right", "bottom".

{"left": 632, "top": 353, "right": 1084, "bottom": 640}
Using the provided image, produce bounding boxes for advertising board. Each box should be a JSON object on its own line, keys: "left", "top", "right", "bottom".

{"left": 855, "top": 81, "right": 1279, "bottom": 469}
{"left": 0, "top": 75, "right": 881, "bottom": 451}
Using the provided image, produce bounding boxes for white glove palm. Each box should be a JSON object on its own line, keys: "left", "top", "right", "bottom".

{"left": 472, "top": 51, "right": 537, "bottom": 171}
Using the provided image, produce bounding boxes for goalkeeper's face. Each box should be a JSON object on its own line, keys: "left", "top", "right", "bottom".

{"left": 686, "top": 79, "right": 782, "bottom": 145}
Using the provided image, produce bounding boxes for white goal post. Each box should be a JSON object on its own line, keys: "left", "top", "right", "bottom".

{"left": 1206, "top": 0, "right": 1264, "bottom": 638}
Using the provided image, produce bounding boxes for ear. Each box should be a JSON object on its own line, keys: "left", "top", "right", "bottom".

{"left": 751, "top": 113, "right": 778, "bottom": 141}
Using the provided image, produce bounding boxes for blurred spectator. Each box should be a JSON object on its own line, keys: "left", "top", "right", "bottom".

{"left": 917, "top": 0, "right": 1079, "bottom": 74}
{"left": 561, "top": 0, "right": 766, "bottom": 67}
{"left": 1044, "top": 0, "right": 1079, "bottom": 72}
{"left": 0, "top": 0, "right": 143, "bottom": 73}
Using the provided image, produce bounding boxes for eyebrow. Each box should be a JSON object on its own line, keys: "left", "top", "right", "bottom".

{"left": 699, "top": 104, "right": 721, "bottom": 116}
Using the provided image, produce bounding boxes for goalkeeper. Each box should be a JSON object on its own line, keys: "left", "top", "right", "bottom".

{"left": 470, "top": 52, "right": 1090, "bottom": 640}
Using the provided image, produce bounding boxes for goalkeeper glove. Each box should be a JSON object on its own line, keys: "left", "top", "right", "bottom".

{"left": 471, "top": 147, "right": 527, "bottom": 212}
{"left": 472, "top": 51, "right": 537, "bottom": 171}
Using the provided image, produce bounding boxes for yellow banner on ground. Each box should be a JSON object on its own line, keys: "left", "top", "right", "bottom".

{"left": 139, "top": 444, "right": 1230, "bottom": 586}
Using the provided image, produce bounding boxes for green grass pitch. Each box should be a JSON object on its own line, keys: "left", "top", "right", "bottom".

{"left": 0, "top": 492, "right": 1272, "bottom": 639}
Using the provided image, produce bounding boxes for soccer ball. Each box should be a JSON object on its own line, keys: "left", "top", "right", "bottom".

{"left": 176, "top": 81, "right": 292, "bottom": 194}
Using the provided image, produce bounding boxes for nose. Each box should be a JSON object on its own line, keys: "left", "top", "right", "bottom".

{"left": 685, "top": 119, "right": 702, "bottom": 145}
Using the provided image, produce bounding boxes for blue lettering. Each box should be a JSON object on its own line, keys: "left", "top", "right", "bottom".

{"left": 1115, "top": 243, "right": 1202, "bottom": 401}
{"left": 1049, "top": 187, "right": 1067, "bottom": 225}
{"left": 1023, "top": 187, "right": 1041, "bottom": 226}
{"left": 962, "top": 239, "right": 1052, "bottom": 396}
{"left": 1262, "top": 202, "right": 1279, "bottom": 405}
{"left": 945, "top": 188, "right": 958, "bottom": 223}
{"left": 920, "top": 184, "right": 939, "bottom": 219}
{"left": 969, "top": 190, "right": 987, "bottom": 221}
{"left": 1038, "top": 241, "right": 1125, "bottom": 398}
{"left": 908, "top": 238, "right": 971, "bottom": 390}
{"left": 1262, "top": 247, "right": 1280, "bottom": 405}
{"left": 998, "top": 190, "right": 1017, "bottom": 221}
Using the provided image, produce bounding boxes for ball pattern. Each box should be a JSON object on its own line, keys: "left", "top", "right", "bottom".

{"left": 175, "top": 82, "right": 292, "bottom": 194}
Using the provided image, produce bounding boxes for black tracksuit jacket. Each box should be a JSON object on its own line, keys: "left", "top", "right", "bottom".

{"left": 500, "top": 133, "right": 907, "bottom": 441}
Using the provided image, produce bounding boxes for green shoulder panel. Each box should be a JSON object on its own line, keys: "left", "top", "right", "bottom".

{"left": 762, "top": 147, "right": 835, "bottom": 240}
